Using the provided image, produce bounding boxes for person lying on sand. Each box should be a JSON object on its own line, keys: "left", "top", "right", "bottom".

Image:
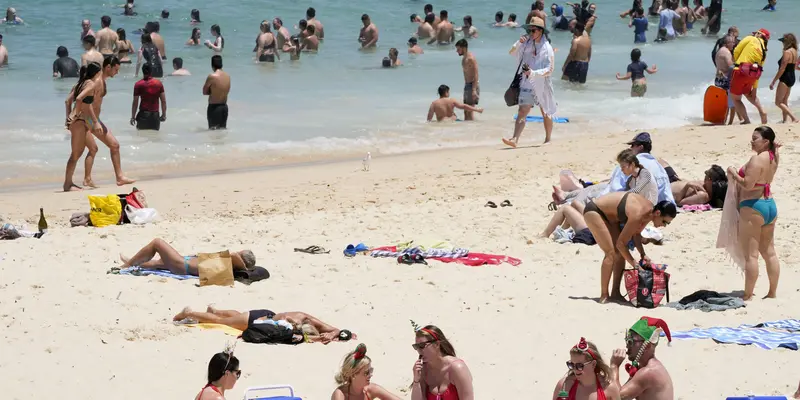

{"left": 332, "top": 344, "right": 403, "bottom": 400}
{"left": 583, "top": 192, "right": 676, "bottom": 303}
{"left": 670, "top": 165, "right": 728, "bottom": 207}
{"left": 173, "top": 306, "right": 356, "bottom": 344}
{"left": 119, "top": 238, "right": 255, "bottom": 276}
{"left": 552, "top": 337, "right": 619, "bottom": 400}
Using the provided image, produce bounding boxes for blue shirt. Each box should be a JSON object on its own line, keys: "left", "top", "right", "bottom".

{"left": 632, "top": 17, "right": 648, "bottom": 43}
{"left": 603, "top": 153, "right": 676, "bottom": 205}
{"left": 658, "top": 9, "right": 678, "bottom": 38}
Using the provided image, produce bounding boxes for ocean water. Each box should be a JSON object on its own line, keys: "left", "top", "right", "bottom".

{"left": 0, "top": 0, "right": 797, "bottom": 186}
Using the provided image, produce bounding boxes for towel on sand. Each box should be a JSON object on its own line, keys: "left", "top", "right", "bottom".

{"left": 181, "top": 323, "right": 242, "bottom": 336}
{"left": 115, "top": 266, "right": 197, "bottom": 280}
{"left": 666, "top": 297, "right": 745, "bottom": 312}
{"left": 740, "top": 319, "right": 800, "bottom": 333}
{"left": 670, "top": 326, "right": 800, "bottom": 350}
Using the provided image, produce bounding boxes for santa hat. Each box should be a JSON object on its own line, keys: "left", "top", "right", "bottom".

{"left": 630, "top": 316, "right": 672, "bottom": 345}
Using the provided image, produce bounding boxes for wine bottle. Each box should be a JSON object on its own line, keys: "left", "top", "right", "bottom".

{"left": 38, "top": 208, "right": 48, "bottom": 233}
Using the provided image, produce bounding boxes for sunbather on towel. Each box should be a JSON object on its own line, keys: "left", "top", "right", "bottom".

{"left": 119, "top": 238, "right": 255, "bottom": 276}
{"left": 173, "top": 305, "right": 357, "bottom": 344}
{"left": 670, "top": 165, "right": 728, "bottom": 208}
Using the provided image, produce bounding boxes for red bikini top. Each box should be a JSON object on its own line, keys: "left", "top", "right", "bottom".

{"left": 738, "top": 151, "right": 774, "bottom": 198}
{"left": 568, "top": 376, "right": 607, "bottom": 400}
{"left": 427, "top": 383, "right": 459, "bottom": 400}
{"left": 198, "top": 384, "right": 222, "bottom": 399}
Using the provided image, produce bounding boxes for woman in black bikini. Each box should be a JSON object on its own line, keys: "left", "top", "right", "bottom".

{"left": 769, "top": 33, "right": 798, "bottom": 123}
{"left": 332, "top": 344, "right": 402, "bottom": 400}
{"left": 583, "top": 191, "right": 676, "bottom": 303}
{"left": 255, "top": 20, "right": 279, "bottom": 62}
{"left": 62, "top": 63, "right": 102, "bottom": 192}
{"left": 116, "top": 28, "right": 134, "bottom": 63}
{"left": 196, "top": 352, "right": 240, "bottom": 400}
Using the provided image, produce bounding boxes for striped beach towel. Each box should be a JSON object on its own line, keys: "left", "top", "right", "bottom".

{"left": 740, "top": 319, "right": 800, "bottom": 332}
{"left": 668, "top": 326, "right": 800, "bottom": 350}
{"left": 117, "top": 266, "right": 197, "bottom": 280}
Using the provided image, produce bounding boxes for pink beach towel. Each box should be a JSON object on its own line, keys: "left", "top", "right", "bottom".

{"left": 431, "top": 253, "right": 522, "bottom": 267}
{"left": 681, "top": 204, "right": 712, "bottom": 212}
{"left": 716, "top": 182, "right": 745, "bottom": 272}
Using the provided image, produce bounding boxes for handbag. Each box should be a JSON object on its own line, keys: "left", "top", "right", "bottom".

{"left": 504, "top": 56, "right": 525, "bottom": 107}
{"left": 623, "top": 263, "right": 670, "bottom": 308}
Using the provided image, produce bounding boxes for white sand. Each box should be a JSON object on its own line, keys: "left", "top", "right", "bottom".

{"left": 0, "top": 124, "right": 798, "bottom": 399}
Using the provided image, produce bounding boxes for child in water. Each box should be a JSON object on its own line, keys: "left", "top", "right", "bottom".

{"left": 629, "top": 8, "right": 648, "bottom": 43}
{"left": 615, "top": 48, "right": 658, "bottom": 97}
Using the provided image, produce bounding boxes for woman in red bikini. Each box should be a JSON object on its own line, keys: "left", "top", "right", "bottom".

{"left": 331, "top": 344, "right": 402, "bottom": 400}
{"left": 552, "top": 338, "right": 619, "bottom": 400}
{"left": 196, "top": 352, "right": 241, "bottom": 400}
{"left": 410, "top": 325, "right": 474, "bottom": 400}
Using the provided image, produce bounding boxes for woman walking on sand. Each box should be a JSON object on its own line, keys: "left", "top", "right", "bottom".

{"left": 410, "top": 324, "right": 474, "bottom": 400}
{"left": 769, "top": 33, "right": 798, "bottom": 123}
{"left": 63, "top": 63, "right": 102, "bottom": 191}
{"left": 503, "top": 17, "right": 557, "bottom": 148}
{"left": 331, "top": 344, "right": 402, "bottom": 400}
{"left": 722, "top": 126, "right": 781, "bottom": 300}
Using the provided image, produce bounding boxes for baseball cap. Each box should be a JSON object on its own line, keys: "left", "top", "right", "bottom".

{"left": 757, "top": 28, "right": 770, "bottom": 40}
{"left": 626, "top": 132, "right": 651, "bottom": 144}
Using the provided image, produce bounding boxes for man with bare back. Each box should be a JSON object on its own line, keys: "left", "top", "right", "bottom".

{"left": 96, "top": 16, "right": 118, "bottom": 59}
{"left": 456, "top": 39, "right": 480, "bottom": 120}
{"left": 81, "top": 35, "right": 104, "bottom": 66}
{"left": 610, "top": 317, "right": 674, "bottom": 400}
{"left": 427, "top": 84, "right": 483, "bottom": 122}
{"left": 148, "top": 21, "right": 167, "bottom": 60}
{"left": 561, "top": 22, "right": 592, "bottom": 84}
{"left": 204, "top": 55, "right": 231, "bottom": 130}
{"left": 429, "top": 10, "right": 454, "bottom": 45}
{"left": 526, "top": 1, "right": 548, "bottom": 24}
{"left": 358, "top": 14, "right": 378, "bottom": 49}
{"left": 273, "top": 18, "right": 292, "bottom": 52}
{"left": 423, "top": 3, "right": 441, "bottom": 29}
{"left": 417, "top": 13, "right": 435, "bottom": 39}
{"left": 306, "top": 7, "right": 324, "bottom": 39}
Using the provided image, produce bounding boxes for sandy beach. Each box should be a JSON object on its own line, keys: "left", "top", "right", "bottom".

{"left": 1, "top": 123, "right": 798, "bottom": 399}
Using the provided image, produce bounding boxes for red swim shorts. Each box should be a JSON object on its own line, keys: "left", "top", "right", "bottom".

{"left": 729, "top": 68, "right": 758, "bottom": 96}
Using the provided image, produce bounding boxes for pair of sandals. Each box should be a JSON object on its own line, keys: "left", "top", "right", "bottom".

{"left": 294, "top": 245, "right": 330, "bottom": 255}
{"left": 485, "top": 200, "right": 513, "bottom": 208}
{"left": 397, "top": 253, "right": 428, "bottom": 265}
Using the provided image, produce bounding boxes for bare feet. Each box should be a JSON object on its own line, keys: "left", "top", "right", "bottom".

{"left": 173, "top": 306, "right": 193, "bottom": 321}
{"left": 206, "top": 304, "right": 218, "bottom": 313}
{"left": 763, "top": 292, "right": 777, "bottom": 299}
{"left": 742, "top": 294, "right": 754, "bottom": 301}
{"left": 117, "top": 176, "right": 136, "bottom": 186}
{"left": 502, "top": 138, "right": 517, "bottom": 148}
{"left": 83, "top": 179, "right": 97, "bottom": 188}
{"left": 63, "top": 183, "right": 83, "bottom": 192}
{"left": 119, "top": 254, "right": 130, "bottom": 267}
{"left": 552, "top": 186, "right": 566, "bottom": 203}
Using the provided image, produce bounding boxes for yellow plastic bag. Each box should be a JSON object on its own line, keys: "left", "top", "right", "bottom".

{"left": 88, "top": 195, "right": 122, "bottom": 227}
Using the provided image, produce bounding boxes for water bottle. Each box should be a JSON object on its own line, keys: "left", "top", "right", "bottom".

{"left": 362, "top": 152, "right": 371, "bottom": 171}
{"left": 556, "top": 390, "right": 569, "bottom": 400}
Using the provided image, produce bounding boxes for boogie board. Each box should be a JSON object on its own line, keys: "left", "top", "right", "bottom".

{"left": 513, "top": 114, "right": 570, "bottom": 123}
{"left": 703, "top": 85, "right": 728, "bottom": 125}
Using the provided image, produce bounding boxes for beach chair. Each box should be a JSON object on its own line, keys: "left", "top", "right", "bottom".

{"left": 243, "top": 385, "right": 302, "bottom": 400}
{"left": 726, "top": 397, "right": 787, "bottom": 400}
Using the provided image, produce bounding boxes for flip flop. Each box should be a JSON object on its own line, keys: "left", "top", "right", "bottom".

{"left": 548, "top": 202, "right": 558, "bottom": 211}
{"left": 344, "top": 243, "right": 370, "bottom": 257}
{"left": 485, "top": 201, "right": 498, "bottom": 208}
{"left": 500, "top": 200, "right": 513, "bottom": 207}
{"left": 294, "top": 245, "right": 330, "bottom": 254}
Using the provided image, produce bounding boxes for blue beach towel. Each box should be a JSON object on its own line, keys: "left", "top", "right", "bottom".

{"left": 668, "top": 326, "right": 800, "bottom": 350}
{"left": 118, "top": 266, "right": 197, "bottom": 280}
{"left": 740, "top": 319, "right": 800, "bottom": 332}
{"left": 513, "top": 114, "right": 570, "bottom": 123}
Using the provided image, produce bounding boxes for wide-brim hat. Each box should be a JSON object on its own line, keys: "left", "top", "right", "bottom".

{"left": 522, "top": 17, "right": 549, "bottom": 34}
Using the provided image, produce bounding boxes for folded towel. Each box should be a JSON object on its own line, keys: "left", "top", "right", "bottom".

{"left": 670, "top": 326, "right": 800, "bottom": 350}
{"left": 115, "top": 266, "right": 197, "bottom": 280}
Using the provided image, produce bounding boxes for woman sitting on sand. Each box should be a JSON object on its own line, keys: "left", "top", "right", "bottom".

{"left": 670, "top": 165, "right": 728, "bottom": 207}
{"left": 119, "top": 238, "right": 255, "bottom": 276}
{"left": 197, "top": 351, "right": 241, "bottom": 400}
{"left": 332, "top": 344, "right": 402, "bottom": 400}
{"left": 411, "top": 325, "right": 474, "bottom": 400}
{"left": 725, "top": 126, "right": 780, "bottom": 300}
{"left": 552, "top": 337, "right": 619, "bottom": 400}
{"left": 174, "top": 305, "right": 356, "bottom": 344}
{"left": 584, "top": 191, "right": 676, "bottom": 303}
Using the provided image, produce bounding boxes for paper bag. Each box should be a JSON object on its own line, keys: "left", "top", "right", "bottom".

{"left": 198, "top": 251, "right": 234, "bottom": 287}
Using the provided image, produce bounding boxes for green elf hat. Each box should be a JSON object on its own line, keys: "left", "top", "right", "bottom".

{"left": 630, "top": 316, "right": 672, "bottom": 345}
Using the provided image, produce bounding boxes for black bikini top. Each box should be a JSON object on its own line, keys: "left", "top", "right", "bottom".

{"left": 82, "top": 96, "right": 95, "bottom": 104}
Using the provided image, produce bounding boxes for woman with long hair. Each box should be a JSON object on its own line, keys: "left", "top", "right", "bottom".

{"left": 671, "top": 165, "right": 728, "bottom": 208}
{"left": 116, "top": 28, "right": 134, "bottom": 63}
{"left": 726, "top": 125, "right": 781, "bottom": 300}
{"left": 331, "top": 344, "right": 402, "bottom": 400}
{"left": 205, "top": 24, "right": 224, "bottom": 52}
{"left": 63, "top": 63, "right": 102, "bottom": 191}
{"left": 769, "top": 33, "right": 798, "bottom": 123}
{"left": 552, "top": 338, "right": 619, "bottom": 400}
{"left": 410, "top": 325, "right": 474, "bottom": 400}
{"left": 196, "top": 351, "right": 241, "bottom": 400}
{"left": 187, "top": 28, "right": 202, "bottom": 46}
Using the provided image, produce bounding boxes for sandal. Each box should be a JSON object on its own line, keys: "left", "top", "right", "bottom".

{"left": 485, "top": 201, "right": 498, "bottom": 208}
{"left": 548, "top": 202, "right": 558, "bottom": 211}
{"left": 294, "top": 245, "right": 330, "bottom": 254}
{"left": 500, "top": 200, "right": 513, "bottom": 207}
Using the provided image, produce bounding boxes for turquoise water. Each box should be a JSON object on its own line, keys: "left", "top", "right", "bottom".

{"left": 0, "top": 0, "right": 797, "bottom": 184}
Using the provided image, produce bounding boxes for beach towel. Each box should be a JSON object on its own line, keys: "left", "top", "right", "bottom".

{"left": 665, "top": 296, "right": 745, "bottom": 312}
{"left": 716, "top": 183, "right": 744, "bottom": 271}
{"left": 681, "top": 204, "right": 713, "bottom": 212}
{"left": 182, "top": 323, "right": 242, "bottom": 336}
{"left": 431, "top": 253, "right": 522, "bottom": 266}
{"left": 115, "top": 266, "right": 197, "bottom": 280}
{"left": 669, "top": 326, "right": 800, "bottom": 350}
{"left": 370, "top": 246, "right": 470, "bottom": 259}
{"left": 740, "top": 319, "right": 800, "bottom": 332}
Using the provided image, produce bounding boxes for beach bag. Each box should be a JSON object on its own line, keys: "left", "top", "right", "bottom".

{"left": 125, "top": 205, "right": 160, "bottom": 225}
{"left": 241, "top": 323, "right": 295, "bottom": 345}
{"left": 125, "top": 188, "right": 148, "bottom": 209}
{"left": 623, "top": 263, "right": 670, "bottom": 308}
{"left": 504, "top": 58, "right": 525, "bottom": 107}
{"left": 198, "top": 250, "right": 234, "bottom": 287}
{"left": 88, "top": 195, "right": 122, "bottom": 227}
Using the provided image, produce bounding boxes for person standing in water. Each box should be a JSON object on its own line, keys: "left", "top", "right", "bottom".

{"left": 416, "top": 13, "right": 435, "bottom": 39}
{"left": 204, "top": 55, "right": 231, "bottom": 130}
{"left": 701, "top": 0, "right": 722, "bottom": 35}
{"left": 429, "top": 10, "right": 454, "bottom": 45}
{"left": 408, "top": 37, "right": 424, "bottom": 54}
{"left": 503, "top": 17, "right": 557, "bottom": 148}
{"left": 81, "top": 35, "right": 104, "bottom": 66}
{"left": 426, "top": 84, "right": 484, "bottom": 122}
{"left": 116, "top": 28, "right": 134, "bottom": 64}
{"left": 455, "top": 15, "right": 478, "bottom": 39}
{"left": 131, "top": 63, "right": 166, "bottom": 131}
{"left": 148, "top": 21, "right": 167, "bottom": 60}
{"left": 170, "top": 57, "right": 190, "bottom": 76}
{"left": 358, "top": 14, "right": 379, "bottom": 50}
{"left": 306, "top": 7, "right": 324, "bottom": 39}
{"left": 81, "top": 19, "right": 95, "bottom": 41}
{"left": 714, "top": 35, "right": 738, "bottom": 124}
{"left": 135, "top": 33, "right": 162, "bottom": 78}
{"left": 616, "top": 48, "right": 658, "bottom": 97}
{"left": 273, "top": 18, "right": 292, "bottom": 51}
{"left": 53, "top": 46, "right": 79, "bottom": 78}
{"left": 456, "top": 39, "right": 479, "bottom": 120}
{"left": 561, "top": 22, "right": 591, "bottom": 84}
{"left": 205, "top": 24, "right": 224, "bottom": 52}
{"left": 2, "top": 7, "right": 23, "bottom": 24}
{"left": 96, "top": 16, "right": 118, "bottom": 60}
{"left": 629, "top": 8, "right": 648, "bottom": 43}
{"left": 656, "top": 2, "right": 678, "bottom": 41}
{"left": 769, "top": 33, "right": 797, "bottom": 123}
{"left": 255, "top": 20, "right": 279, "bottom": 62}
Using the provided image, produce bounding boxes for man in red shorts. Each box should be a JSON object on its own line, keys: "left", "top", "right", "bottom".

{"left": 130, "top": 63, "right": 167, "bottom": 130}
{"left": 730, "top": 28, "right": 769, "bottom": 124}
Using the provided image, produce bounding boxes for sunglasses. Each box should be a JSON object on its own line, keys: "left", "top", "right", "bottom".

{"left": 625, "top": 332, "right": 645, "bottom": 347}
{"left": 229, "top": 369, "right": 242, "bottom": 379}
{"left": 363, "top": 367, "right": 374, "bottom": 377}
{"left": 412, "top": 340, "right": 435, "bottom": 351}
{"left": 566, "top": 360, "right": 594, "bottom": 371}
